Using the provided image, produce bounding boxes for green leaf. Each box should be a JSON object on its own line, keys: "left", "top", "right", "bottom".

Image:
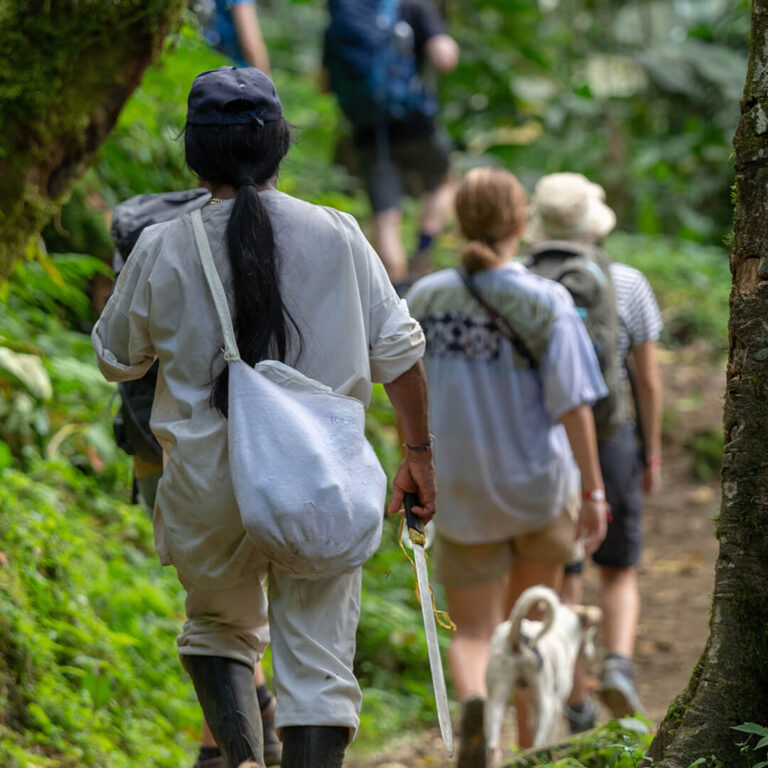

{"left": 0, "top": 347, "right": 53, "bottom": 400}
{"left": 617, "top": 716, "right": 651, "bottom": 735}
{"left": 0, "top": 440, "right": 13, "bottom": 471}
{"left": 732, "top": 723, "right": 768, "bottom": 737}
{"left": 755, "top": 735, "right": 768, "bottom": 750}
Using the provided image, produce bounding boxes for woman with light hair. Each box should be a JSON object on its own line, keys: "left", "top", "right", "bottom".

{"left": 407, "top": 167, "right": 608, "bottom": 761}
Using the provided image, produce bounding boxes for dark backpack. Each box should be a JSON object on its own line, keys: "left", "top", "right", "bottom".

{"left": 324, "top": 0, "right": 437, "bottom": 127}
{"left": 110, "top": 188, "right": 211, "bottom": 462}
{"left": 525, "top": 240, "right": 625, "bottom": 440}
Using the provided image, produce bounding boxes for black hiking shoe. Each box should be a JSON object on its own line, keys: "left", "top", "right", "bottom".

{"left": 261, "top": 696, "right": 282, "bottom": 766}
{"left": 565, "top": 698, "right": 597, "bottom": 734}
{"left": 457, "top": 695, "right": 486, "bottom": 768}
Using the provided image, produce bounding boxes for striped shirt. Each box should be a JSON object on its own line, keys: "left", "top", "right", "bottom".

{"left": 611, "top": 262, "right": 663, "bottom": 367}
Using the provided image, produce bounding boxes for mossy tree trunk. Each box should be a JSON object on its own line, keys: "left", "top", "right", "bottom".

{"left": 649, "top": 3, "right": 768, "bottom": 765}
{"left": 0, "top": 1, "right": 185, "bottom": 280}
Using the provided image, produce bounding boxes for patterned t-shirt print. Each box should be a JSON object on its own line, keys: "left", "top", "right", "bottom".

{"left": 420, "top": 311, "right": 502, "bottom": 363}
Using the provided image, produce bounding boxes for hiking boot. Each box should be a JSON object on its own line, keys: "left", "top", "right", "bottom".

{"left": 457, "top": 695, "right": 485, "bottom": 768}
{"left": 599, "top": 655, "right": 643, "bottom": 718}
{"left": 260, "top": 697, "right": 282, "bottom": 767}
{"left": 564, "top": 699, "right": 597, "bottom": 734}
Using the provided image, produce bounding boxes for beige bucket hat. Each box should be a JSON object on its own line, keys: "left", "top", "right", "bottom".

{"left": 526, "top": 172, "right": 616, "bottom": 245}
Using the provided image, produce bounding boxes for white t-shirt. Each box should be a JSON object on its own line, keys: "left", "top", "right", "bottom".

{"left": 407, "top": 262, "right": 606, "bottom": 544}
{"left": 93, "top": 189, "right": 424, "bottom": 587}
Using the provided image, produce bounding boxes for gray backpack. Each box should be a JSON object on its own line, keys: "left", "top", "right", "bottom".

{"left": 110, "top": 188, "right": 211, "bottom": 463}
{"left": 526, "top": 240, "right": 624, "bottom": 439}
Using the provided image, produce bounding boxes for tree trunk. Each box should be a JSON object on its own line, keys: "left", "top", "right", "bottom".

{"left": 0, "top": 1, "right": 185, "bottom": 279}
{"left": 649, "top": 3, "right": 768, "bottom": 766}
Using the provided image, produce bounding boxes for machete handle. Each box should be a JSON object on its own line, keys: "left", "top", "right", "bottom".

{"left": 404, "top": 492, "right": 424, "bottom": 536}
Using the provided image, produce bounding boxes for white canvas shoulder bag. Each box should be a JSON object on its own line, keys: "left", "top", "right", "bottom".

{"left": 190, "top": 208, "right": 386, "bottom": 578}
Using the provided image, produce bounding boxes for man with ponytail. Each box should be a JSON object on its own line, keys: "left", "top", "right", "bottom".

{"left": 93, "top": 67, "right": 433, "bottom": 768}
{"left": 407, "top": 167, "right": 609, "bottom": 761}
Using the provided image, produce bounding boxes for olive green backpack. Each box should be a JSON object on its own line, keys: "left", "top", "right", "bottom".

{"left": 526, "top": 240, "right": 625, "bottom": 440}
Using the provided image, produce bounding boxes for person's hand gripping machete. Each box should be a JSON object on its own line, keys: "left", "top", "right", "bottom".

{"left": 404, "top": 491, "right": 454, "bottom": 757}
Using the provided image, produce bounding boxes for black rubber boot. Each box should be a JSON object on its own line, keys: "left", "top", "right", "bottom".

{"left": 281, "top": 725, "right": 347, "bottom": 768}
{"left": 457, "top": 695, "right": 486, "bottom": 768}
{"left": 185, "top": 656, "right": 265, "bottom": 768}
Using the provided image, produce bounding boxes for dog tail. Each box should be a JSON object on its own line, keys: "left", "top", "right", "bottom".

{"left": 507, "top": 585, "right": 559, "bottom": 652}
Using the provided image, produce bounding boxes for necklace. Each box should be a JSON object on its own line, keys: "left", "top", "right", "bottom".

{"left": 209, "top": 196, "right": 230, "bottom": 203}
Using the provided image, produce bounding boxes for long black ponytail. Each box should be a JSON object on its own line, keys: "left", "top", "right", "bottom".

{"left": 185, "top": 116, "right": 298, "bottom": 415}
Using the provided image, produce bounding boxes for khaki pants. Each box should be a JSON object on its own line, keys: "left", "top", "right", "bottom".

{"left": 177, "top": 565, "right": 363, "bottom": 743}
{"left": 433, "top": 493, "right": 582, "bottom": 589}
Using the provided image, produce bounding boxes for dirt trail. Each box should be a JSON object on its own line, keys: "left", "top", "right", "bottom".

{"left": 347, "top": 348, "right": 725, "bottom": 767}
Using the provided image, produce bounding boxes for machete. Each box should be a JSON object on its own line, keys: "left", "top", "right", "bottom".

{"left": 404, "top": 491, "right": 454, "bottom": 757}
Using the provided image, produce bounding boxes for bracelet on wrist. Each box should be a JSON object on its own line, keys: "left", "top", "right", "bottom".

{"left": 647, "top": 455, "right": 661, "bottom": 468}
{"left": 404, "top": 434, "right": 435, "bottom": 453}
{"left": 582, "top": 488, "right": 606, "bottom": 503}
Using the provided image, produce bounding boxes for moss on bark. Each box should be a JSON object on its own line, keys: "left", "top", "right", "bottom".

{"left": 649, "top": 2, "right": 768, "bottom": 766}
{"left": 0, "top": 0, "right": 185, "bottom": 278}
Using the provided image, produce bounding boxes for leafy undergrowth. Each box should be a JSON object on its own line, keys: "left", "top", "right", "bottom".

{"left": 505, "top": 718, "right": 653, "bottom": 768}
{"left": 0, "top": 463, "right": 198, "bottom": 768}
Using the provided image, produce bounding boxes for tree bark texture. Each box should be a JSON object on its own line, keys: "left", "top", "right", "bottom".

{"left": 0, "top": 1, "right": 185, "bottom": 280}
{"left": 649, "top": 3, "right": 768, "bottom": 766}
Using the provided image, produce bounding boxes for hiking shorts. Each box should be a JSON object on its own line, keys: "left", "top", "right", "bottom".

{"left": 356, "top": 130, "right": 452, "bottom": 213}
{"left": 566, "top": 421, "right": 644, "bottom": 574}
{"left": 177, "top": 564, "right": 363, "bottom": 743}
{"left": 432, "top": 492, "right": 582, "bottom": 590}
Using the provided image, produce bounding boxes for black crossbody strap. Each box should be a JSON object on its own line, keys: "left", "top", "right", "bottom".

{"left": 456, "top": 268, "right": 538, "bottom": 369}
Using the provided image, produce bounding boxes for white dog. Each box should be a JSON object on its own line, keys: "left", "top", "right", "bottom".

{"left": 484, "top": 585, "right": 602, "bottom": 764}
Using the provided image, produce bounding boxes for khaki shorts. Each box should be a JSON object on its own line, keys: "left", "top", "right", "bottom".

{"left": 433, "top": 493, "right": 583, "bottom": 590}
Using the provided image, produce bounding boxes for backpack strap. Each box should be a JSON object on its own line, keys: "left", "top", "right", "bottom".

{"left": 526, "top": 239, "right": 598, "bottom": 264}
{"left": 190, "top": 208, "right": 241, "bottom": 363}
{"left": 455, "top": 268, "right": 538, "bottom": 369}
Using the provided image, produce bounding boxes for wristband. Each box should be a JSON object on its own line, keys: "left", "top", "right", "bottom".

{"left": 405, "top": 434, "right": 435, "bottom": 453}
{"left": 582, "top": 488, "right": 606, "bottom": 503}
{"left": 647, "top": 455, "right": 661, "bottom": 468}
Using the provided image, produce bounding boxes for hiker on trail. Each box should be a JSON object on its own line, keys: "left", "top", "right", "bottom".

{"left": 92, "top": 67, "right": 435, "bottom": 768}
{"left": 406, "top": 167, "right": 609, "bottom": 760}
{"left": 524, "top": 172, "right": 663, "bottom": 729}
{"left": 193, "top": 0, "right": 271, "bottom": 71}
{"left": 109, "top": 188, "right": 283, "bottom": 768}
{"left": 323, "top": 0, "right": 459, "bottom": 289}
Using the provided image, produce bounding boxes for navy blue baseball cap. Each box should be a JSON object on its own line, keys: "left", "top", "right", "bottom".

{"left": 186, "top": 67, "right": 283, "bottom": 127}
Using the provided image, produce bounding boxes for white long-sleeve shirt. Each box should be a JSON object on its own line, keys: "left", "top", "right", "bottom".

{"left": 93, "top": 189, "right": 424, "bottom": 588}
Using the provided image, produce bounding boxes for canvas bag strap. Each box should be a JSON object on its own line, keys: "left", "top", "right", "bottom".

{"left": 455, "top": 267, "right": 538, "bottom": 370}
{"left": 190, "top": 208, "right": 241, "bottom": 363}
